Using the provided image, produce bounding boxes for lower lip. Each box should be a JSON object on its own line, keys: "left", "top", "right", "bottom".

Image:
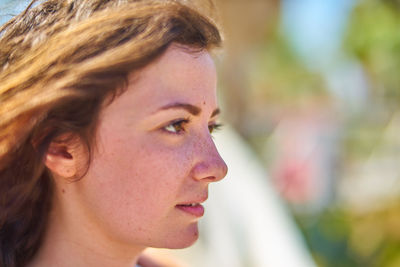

{"left": 176, "top": 204, "right": 205, "bottom": 217}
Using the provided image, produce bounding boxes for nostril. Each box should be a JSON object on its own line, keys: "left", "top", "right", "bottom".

{"left": 204, "top": 176, "right": 217, "bottom": 182}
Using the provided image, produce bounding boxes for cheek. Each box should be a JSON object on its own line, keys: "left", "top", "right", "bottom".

{"left": 83, "top": 132, "right": 193, "bottom": 229}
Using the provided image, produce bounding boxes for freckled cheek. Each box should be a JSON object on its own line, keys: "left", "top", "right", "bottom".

{"left": 91, "top": 138, "right": 194, "bottom": 216}
{"left": 127, "top": 142, "right": 193, "bottom": 191}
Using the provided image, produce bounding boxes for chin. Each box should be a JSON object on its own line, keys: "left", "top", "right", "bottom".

{"left": 161, "top": 222, "right": 200, "bottom": 249}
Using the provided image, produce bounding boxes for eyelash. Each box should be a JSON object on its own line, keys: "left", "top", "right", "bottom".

{"left": 162, "top": 119, "right": 223, "bottom": 135}
{"left": 208, "top": 123, "right": 223, "bottom": 134}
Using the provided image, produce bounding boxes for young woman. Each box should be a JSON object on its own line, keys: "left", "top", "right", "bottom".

{"left": 0, "top": 1, "right": 227, "bottom": 266}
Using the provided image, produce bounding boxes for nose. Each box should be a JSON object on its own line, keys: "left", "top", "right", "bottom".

{"left": 191, "top": 135, "right": 228, "bottom": 183}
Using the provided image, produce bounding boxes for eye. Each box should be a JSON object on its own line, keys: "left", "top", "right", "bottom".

{"left": 208, "top": 123, "right": 223, "bottom": 134}
{"left": 163, "top": 119, "right": 189, "bottom": 134}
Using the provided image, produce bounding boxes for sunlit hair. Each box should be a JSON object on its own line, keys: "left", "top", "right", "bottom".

{"left": 0, "top": 0, "right": 221, "bottom": 266}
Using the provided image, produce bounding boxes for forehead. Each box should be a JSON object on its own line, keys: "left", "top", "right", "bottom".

{"left": 135, "top": 45, "right": 216, "bottom": 93}
{"left": 100, "top": 45, "right": 218, "bottom": 120}
{"left": 146, "top": 45, "right": 216, "bottom": 77}
{"left": 129, "top": 45, "right": 217, "bottom": 108}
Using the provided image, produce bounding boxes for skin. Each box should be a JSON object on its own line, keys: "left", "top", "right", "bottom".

{"left": 30, "top": 45, "right": 227, "bottom": 267}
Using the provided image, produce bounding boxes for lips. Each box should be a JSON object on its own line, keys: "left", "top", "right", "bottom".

{"left": 176, "top": 203, "right": 205, "bottom": 217}
{"left": 176, "top": 193, "right": 208, "bottom": 217}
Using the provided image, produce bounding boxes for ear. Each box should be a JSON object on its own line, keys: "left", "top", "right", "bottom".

{"left": 44, "top": 135, "right": 85, "bottom": 178}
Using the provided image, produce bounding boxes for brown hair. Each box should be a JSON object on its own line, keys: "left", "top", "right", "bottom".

{"left": 0, "top": 1, "right": 221, "bottom": 266}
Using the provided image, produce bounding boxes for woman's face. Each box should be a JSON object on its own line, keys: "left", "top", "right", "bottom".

{"left": 62, "top": 45, "right": 227, "bottom": 250}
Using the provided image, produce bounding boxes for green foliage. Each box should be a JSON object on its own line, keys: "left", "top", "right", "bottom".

{"left": 344, "top": 0, "right": 400, "bottom": 107}
{"left": 295, "top": 209, "right": 359, "bottom": 267}
{"left": 247, "top": 29, "right": 328, "bottom": 109}
{"left": 296, "top": 202, "right": 400, "bottom": 267}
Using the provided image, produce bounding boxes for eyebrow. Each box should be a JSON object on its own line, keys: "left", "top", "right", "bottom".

{"left": 158, "top": 102, "right": 220, "bottom": 117}
{"left": 211, "top": 108, "right": 220, "bottom": 117}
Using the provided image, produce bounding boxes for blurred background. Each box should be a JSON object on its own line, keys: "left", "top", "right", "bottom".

{"left": 2, "top": 0, "right": 400, "bottom": 266}
{"left": 214, "top": 0, "right": 400, "bottom": 266}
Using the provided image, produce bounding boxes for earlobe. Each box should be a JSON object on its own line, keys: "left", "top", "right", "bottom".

{"left": 44, "top": 140, "right": 79, "bottom": 178}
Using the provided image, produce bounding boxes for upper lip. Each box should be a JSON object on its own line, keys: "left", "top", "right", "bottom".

{"left": 177, "top": 194, "right": 208, "bottom": 206}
